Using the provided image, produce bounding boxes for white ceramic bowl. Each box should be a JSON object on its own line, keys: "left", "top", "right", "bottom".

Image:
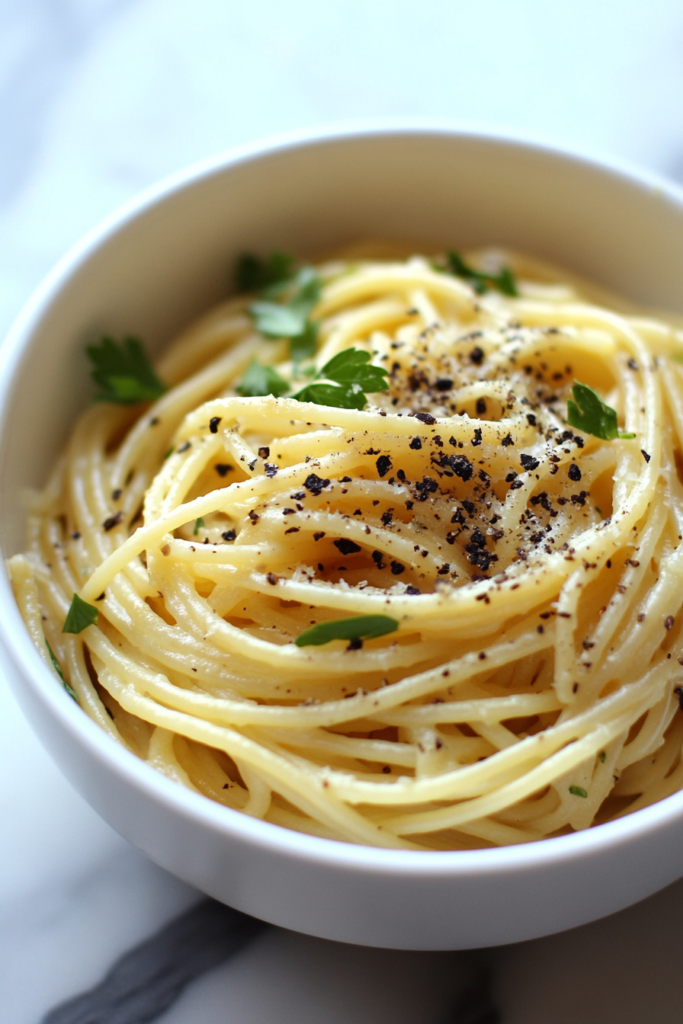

{"left": 3, "top": 126, "right": 683, "bottom": 951}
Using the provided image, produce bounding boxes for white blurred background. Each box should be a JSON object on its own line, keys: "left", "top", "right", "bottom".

{"left": 3, "top": 0, "right": 683, "bottom": 341}
{"left": 3, "top": 3, "right": 683, "bottom": 1022}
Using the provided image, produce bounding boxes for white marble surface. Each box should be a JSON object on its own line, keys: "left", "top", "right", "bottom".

{"left": 4, "top": 2, "right": 683, "bottom": 1021}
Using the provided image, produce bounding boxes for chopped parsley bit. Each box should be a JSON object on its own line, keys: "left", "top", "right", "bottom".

{"left": 235, "top": 251, "right": 294, "bottom": 294}
{"left": 62, "top": 593, "right": 98, "bottom": 634}
{"left": 163, "top": 447, "right": 174, "bottom": 460}
{"left": 567, "top": 382, "right": 636, "bottom": 440}
{"left": 246, "top": 259, "right": 322, "bottom": 361}
{"left": 45, "top": 640, "right": 78, "bottom": 701}
{"left": 237, "top": 359, "right": 290, "bottom": 398}
{"left": 292, "top": 348, "right": 390, "bottom": 410}
{"left": 294, "top": 614, "right": 399, "bottom": 647}
{"left": 440, "top": 250, "right": 518, "bottom": 297}
{"left": 599, "top": 751, "right": 606, "bottom": 763}
{"left": 87, "top": 336, "right": 166, "bottom": 404}
{"left": 193, "top": 517, "right": 205, "bottom": 536}
{"left": 569, "top": 785, "right": 588, "bottom": 798}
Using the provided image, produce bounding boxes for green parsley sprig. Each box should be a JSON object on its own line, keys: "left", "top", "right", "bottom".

{"left": 237, "top": 252, "right": 322, "bottom": 362}
{"left": 441, "top": 250, "right": 518, "bottom": 297}
{"left": 567, "top": 382, "right": 635, "bottom": 440}
{"left": 236, "top": 360, "right": 290, "bottom": 398}
{"left": 235, "top": 251, "right": 294, "bottom": 294}
{"left": 291, "top": 348, "right": 390, "bottom": 410}
{"left": 63, "top": 593, "right": 98, "bottom": 634}
{"left": 87, "top": 336, "right": 166, "bottom": 404}
{"left": 45, "top": 640, "right": 78, "bottom": 701}
{"left": 235, "top": 347, "right": 390, "bottom": 410}
{"left": 295, "top": 614, "right": 399, "bottom": 647}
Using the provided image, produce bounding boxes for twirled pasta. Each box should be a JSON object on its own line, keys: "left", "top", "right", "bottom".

{"left": 10, "top": 247, "right": 683, "bottom": 850}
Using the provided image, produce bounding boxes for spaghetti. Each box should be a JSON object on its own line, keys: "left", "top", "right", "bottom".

{"left": 10, "top": 247, "right": 683, "bottom": 850}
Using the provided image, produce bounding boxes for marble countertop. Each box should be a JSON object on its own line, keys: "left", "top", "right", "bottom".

{"left": 3, "top": 2, "right": 683, "bottom": 1021}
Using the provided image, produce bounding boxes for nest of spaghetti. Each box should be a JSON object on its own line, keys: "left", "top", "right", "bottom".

{"left": 11, "top": 248, "right": 683, "bottom": 850}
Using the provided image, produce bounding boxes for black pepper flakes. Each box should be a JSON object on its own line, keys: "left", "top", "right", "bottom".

{"left": 376, "top": 455, "right": 392, "bottom": 478}
{"left": 414, "top": 411, "right": 437, "bottom": 425}
{"left": 102, "top": 512, "right": 123, "bottom": 532}
{"left": 470, "top": 346, "right": 485, "bottom": 366}
{"left": 209, "top": 416, "right": 222, "bottom": 433}
{"left": 222, "top": 530, "right": 236, "bottom": 542}
{"left": 304, "top": 473, "right": 330, "bottom": 495}
{"left": 568, "top": 464, "right": 582, "bottom": 482}
{"left": 641, "top": 450, "right": 651, "bottom": 463}
{"left": 334, "top": 538, "right": 362, "bottom": 555}
{"left": 390, "top": 560, "right": 405, "bottom": 575}
{"left": 409, "top": 437, "right": 422, "bottom": 450}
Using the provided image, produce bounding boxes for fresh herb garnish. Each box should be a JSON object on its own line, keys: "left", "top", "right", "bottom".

{"left": 45, "top": 640, "right": 78, "bottom": 701}
{"left": 87, "top": 337, "right": 166, "bottom": 404}
{"left": 238, "top": 251, "right": 321, "bottom": 362}
{"left": 291, "top": 348, "right": 390, "bottom": 410}
{"left": 294, "top": 614, "right": 399, "bottom": 647}
{"left": 235, "top": 347, "right": 390, "bottom": 410}
{"left": 63, "top": 593, "right": 98, "bottom": 634}
{"left": 569, "top": 785, "right": 588, "bottom": 798}
{"left": 249, "top": 266, "right": 321, "bottom": 360}
{"left": 236, "top": 359, "right": 290, "bottom": 398}
{"left": 567, "top": 382, "right": 635, "bottom": 440}
{"left": 442, "top": 250, "right": 518, "bottom": 297}
{"left": 235, "top": 251, "right": 294, "bottom": 294}
{"left": 193, "top": 517, "right": 205, "bottom": 536}
{"left": 599, "top": 751, "right": 606, "bottom": 763}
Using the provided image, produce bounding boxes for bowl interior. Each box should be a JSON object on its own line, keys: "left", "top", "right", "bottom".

{"left": 2, "top": 129, "right": 683, "bottom": 555}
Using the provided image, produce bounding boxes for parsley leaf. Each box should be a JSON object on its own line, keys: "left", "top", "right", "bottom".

{"left": 236, "top": 359, "right": 290, "bottom": 398}
{"left": 569, "top": 785, "right": 588, "bottom": 798}
{"left": 45, "top": 640, "right": 78, "bottom": 701}
{"left": 63, "top": 593, "right": 98, "bottom": 634}
{"left": 87, "top": 336, "right": 166, "bottom": 404}
{"left": 235, "top": 251, "right": 294, "bottom": 294}
{"left": 291, "top": 348, "right": 390, "bottom": 409}
{"left": 293, "top": 381, "right": 367, "bottom": 410}
{"left": 294, "top": 614, "right": 399, "bottom": 647}
{"left": 567, "top": 382, "right": 635, "bottom": 440}
{"left": 193, "top": 517, "right": 205, "bottom": 536}
{"left": 245, "top": 259, "right": 321, "bottom": 361}
{"left": 442, "top": 251, "right": 519, "bottom": 297}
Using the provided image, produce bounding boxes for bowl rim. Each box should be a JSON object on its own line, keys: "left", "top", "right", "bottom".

{"left": 3, "top": 120, "right": 683, "bottom": 875}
